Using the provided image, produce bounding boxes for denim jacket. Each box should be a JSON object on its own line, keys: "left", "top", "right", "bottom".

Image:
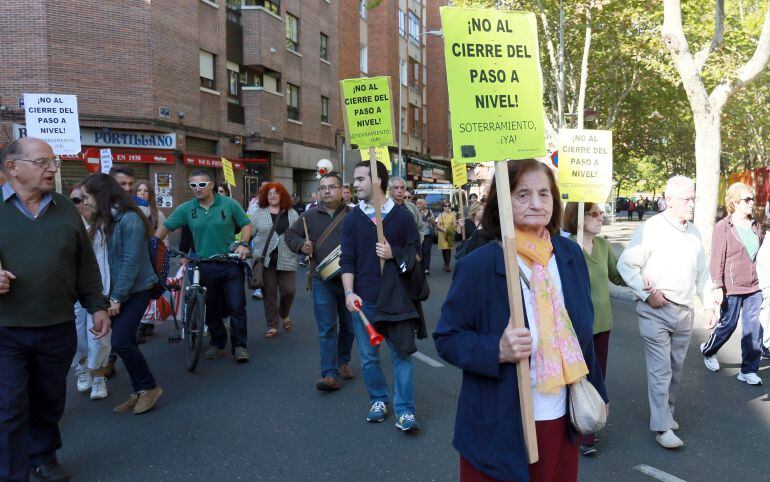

{"left": 107, "top": 210, "right": 158, "bottom": 302}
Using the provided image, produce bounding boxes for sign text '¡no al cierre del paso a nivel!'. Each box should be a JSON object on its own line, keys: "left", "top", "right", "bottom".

{"left": 441, "top": 8, "right": 545, "bottom": 163}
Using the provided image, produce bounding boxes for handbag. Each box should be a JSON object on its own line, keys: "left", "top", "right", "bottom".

{"left": 248, "top": 211, "right": 281, "bottom": 290}
{"left": 568, "top": 376, "right": 607, "bottom": 435}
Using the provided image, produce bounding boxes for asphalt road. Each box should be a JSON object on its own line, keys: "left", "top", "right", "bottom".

{"left": 58, "top": 247, "right": 770, "bottom": 481}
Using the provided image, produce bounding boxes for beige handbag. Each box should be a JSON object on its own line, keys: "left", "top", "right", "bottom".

{"left": 568, "top": 376, "right": 607, "bottom": 435}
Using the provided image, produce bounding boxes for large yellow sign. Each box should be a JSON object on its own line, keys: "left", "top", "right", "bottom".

{"left": 557, "top": 129, "right": 613, "bottom": 203}
{"left": 441, "top": 7, "right": 546, "bottom": 163}
{"left": 340, "top": 76, "right": 395, "bottom": 149}
{"left": 221, "top": 157, "right": 236, "bottom": 187}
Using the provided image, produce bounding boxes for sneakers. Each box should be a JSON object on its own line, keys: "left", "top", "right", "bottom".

{"left": 252, "top": 289, "right": 263, "bottom": 300}
{"left": 700, "top": 343, "right": 720, "bottom": 372}
{"left": 395, "top": 413, "right": 420, "bottom": 432}
{"left": 339, "top": 364, "right": 355, "bottom": 380}
{"left": 134, "top": 386, "right": 163, "bottom": 414}
{"left": 205, "top": 346, "right": 226, "bottom": 359}
{"left": 655, "top": 429, "right": 684, "bottom": 449}
{"left": 672, "top": 420, "right": 679, "bottom": 431}
{"left": 579, "top": 444, "right": 597, "bottom": 456}
{"left": 737, "top": 372, "right": 762, "bottom": 385}
{"left": 316, "top": 376, "right": 342, "bottom": 391}
{"left": 90, "top": 377, "right": 108, "bottom": 400}
{"left": 75, "top": 369, "right": 93, "bottom": 392}
{"left": 113, "top": 393, "right": 138, "bottom": 413}
{"left": 234, "top": 346, "right": 250, "bottom": 363}
{"left": 367, "top": 401, "right": 388, "bottom": 422}
{"left": 762, "top": 347, "right": 770, "bottom": 360}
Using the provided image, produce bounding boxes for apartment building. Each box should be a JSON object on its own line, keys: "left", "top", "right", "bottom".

{"left": 0, "top": 0, "right": 341, "bottom": 207}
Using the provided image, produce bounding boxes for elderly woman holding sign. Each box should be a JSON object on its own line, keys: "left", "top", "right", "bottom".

{"left": 434, "top": 159, "right": 608, "bottom": 482}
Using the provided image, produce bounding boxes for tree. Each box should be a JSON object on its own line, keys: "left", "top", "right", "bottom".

{"left": 661, "top": 0, "right": 770, "bottom": 250}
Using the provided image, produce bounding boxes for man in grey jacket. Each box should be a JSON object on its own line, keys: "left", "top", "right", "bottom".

{"left": 285, "top": 172, "right": 355, "bottom": 391}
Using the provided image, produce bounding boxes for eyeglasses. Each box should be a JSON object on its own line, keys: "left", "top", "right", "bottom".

{"left": 589, "top": 210, "right": 605, "bottom": 218}
{"left": 189, "top": 182, "right": 211, "bottom": 190}
{"left": 70, "top": 197, "right": 82, "bottom": 205}
{"left": 13, "top": 156, "right": 61, "bottom": 170}
{"left": 443, "top": 205, "right": 450, "bottom": 208}
{"left": 319, "top": 185, "right": 340, "bottom": 192}
{"left": 742, "top": 196, "right": 755, "bottom": 203}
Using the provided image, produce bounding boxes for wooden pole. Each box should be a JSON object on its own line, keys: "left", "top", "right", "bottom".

{"left": 576, "top": 201, "right": 585, "bottom": 247}
{"left": 458, "top": 189, "right": 466, "bottom": 241}
{"left": 494, "top": 160, "right": 539, "bottom": 464}
{"left": 368, "top": 146, "right": 385, "bottom": 270}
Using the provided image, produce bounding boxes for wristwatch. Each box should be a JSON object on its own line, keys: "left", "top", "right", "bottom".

{"left": 238, "top": 242, "right": 250, "bottom": 248}
{"left": 344, "top": 291, "right": 355, "bottom": 297}
{"left": 109, "top": 297, "right": 120, "bottom": 305}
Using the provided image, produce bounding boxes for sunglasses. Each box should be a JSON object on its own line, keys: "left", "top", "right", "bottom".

{"left": 742, "top": 196, "right": 755, "bottom": 203}
{"left": 70, "top": 197, "right": 82, "bottom": 205}
{"left": 443, "top": 205, "right": 450, "bottom": 208}
{"left": 189, "top": 182, "right": 211, "bottom": 190}
{"left": 589, "top": 210, "right": 605, "bottom": 218}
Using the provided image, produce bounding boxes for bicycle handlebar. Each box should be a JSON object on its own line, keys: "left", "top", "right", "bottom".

{"left": 168, "top": 249, "right": 245, "bottom": 264}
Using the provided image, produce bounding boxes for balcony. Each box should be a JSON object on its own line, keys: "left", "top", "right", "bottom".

{"left": 242, "top": 87, "right": 286, "bottom": 147}
{"left": 242, "top": 5, "right": 285, "bottom": 72}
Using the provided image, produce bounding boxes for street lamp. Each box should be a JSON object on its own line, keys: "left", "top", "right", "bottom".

{"left": 397, "top": 29, "right": 442, "bottom": 179}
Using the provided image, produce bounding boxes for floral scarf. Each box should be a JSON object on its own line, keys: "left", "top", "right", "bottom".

{"left": 516, "top": 229, "right": 588, "bottom": 394}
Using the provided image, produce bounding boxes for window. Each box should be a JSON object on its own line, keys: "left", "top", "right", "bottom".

{"left": 360, "top": 45, "right": 368, "bottom": 74}
{"left": 321, "top": 96, "right": 329, "bottom": 123}
{"left": 360, "top": 0, "right": 367, "bottom": 19}
{"left": 398, "top": 10, "right": 406, "bottom": 37}
{"left": 320, "top": 33, "right": 329, "bottom": 61}
{"left": 408, "top": 11, "right": 420, "bottom": 44}
{"left": 199, "top": 50, "right": 215, "bottom": 89}
{"left": 227, "top": 62, "right": 240, "bottom": 100}
{"left": 286, "top": 13, "right": 299, "bottom": 51}
{"left": 411, "top": 105, "right": 420, "bottom": 136}
{"left": 244, "top": 0, "right": 280, "bottom": 14}
{"left": 401, "top": 107, "right": 407, "bottom": 133}
{"left": 400, "top": 59, "right": 407, "bottom": 86}
{"left": 286, "top": 83, "right": 300, "bottom": 121}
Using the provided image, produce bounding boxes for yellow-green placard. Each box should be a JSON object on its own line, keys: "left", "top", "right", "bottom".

{"left": 441, "top": 7, "right": 546, "bottom": 163}
{"left": 340, "top": 76, "right": 395, "bottom": 149}
{"left": 359, "top": 146, "right": 392, "bottom": 170}
{"left": 452, "top": 160, "right": 468, "bottom": 187}
{"left": 221, "top": 157, "right": 236, "bottom": 187}
{"left": 557, "top": 129, "right": 613, "bottom": 203}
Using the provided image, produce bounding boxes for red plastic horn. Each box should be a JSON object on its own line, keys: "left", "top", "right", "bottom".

{"left": 355, "top": 301, "right": 383, "bottom": 346}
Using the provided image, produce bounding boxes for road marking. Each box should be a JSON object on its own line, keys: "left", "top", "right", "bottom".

{"left": 412, "top": 351, "right": 445, "bottom": 368}
{"left": 633, "top": 465, "right": 686, "bottom": 482}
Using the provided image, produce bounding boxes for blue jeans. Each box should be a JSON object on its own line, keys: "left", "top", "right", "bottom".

{"left": 702, "top": 291, "right": 763, "bottom": 373}
{"left": 312, "top": 278, "right": 354, "bottom": 378}
{"left": 353, "top": 302, "right": 415, "bottom": 416}
{"left": 111, "top": 290, "right": 157, "bottom": 392}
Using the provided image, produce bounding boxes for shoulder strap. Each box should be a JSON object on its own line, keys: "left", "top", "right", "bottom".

{"left": 260, "top": 210, "right": 282, "bottom": 259}
{"left": 313, "top": 207, "right": 348, "bottom": 259}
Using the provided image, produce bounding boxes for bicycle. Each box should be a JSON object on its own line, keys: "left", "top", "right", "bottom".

{"left": 167, "top": 248, "right": 245, "bottom": 372}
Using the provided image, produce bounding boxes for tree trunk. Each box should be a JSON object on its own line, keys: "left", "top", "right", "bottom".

{"left": 576, "top": 6, "right": 592, "bottom": 128}
{"left": 693, "top": 114, "right": 722, "bottom": 254}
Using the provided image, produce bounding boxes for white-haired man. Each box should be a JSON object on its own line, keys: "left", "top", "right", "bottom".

{"left": 388, "top": 177, "right": 424, "bottom": 244}
{"left": 617, "top": 175, "right": 717, "bottom": 449}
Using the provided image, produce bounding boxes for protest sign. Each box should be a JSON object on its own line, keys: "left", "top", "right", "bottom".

{"left": 557, "top": 129, "right": 613, "bottom": 203}
{"left": 441, "top": 7, "right": 542, "bottom": 462}
{"left": 100, "top": 148, "right": 113, "bottom": 174}
{"left": 452, "top": 160, "right": 468, "bottom": 187}
{"left": 221, "top": 158, "right": 236, "bottom": 187}
{"left": 339, "top": 77, "right": 395, "bottom": 149}
{"left": 23, "top": 94, "right": 81, "bottom": 155}
{"left": 441, "top": 8, "right": 545, "bottom": 163}
{"left": 359, "top": 146, "right": 392, "bottom": 171}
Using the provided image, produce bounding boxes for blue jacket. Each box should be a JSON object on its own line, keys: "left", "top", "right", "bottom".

{"left": 107, "top": 210, "right": 158, "bottom": 302}
{"left": 340, "top": 204, "right": 420, "bottom": 303}
{"left": 433, "top": 236, "right": 608, "bottom": 481}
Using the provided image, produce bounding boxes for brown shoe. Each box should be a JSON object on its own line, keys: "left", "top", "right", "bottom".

{"left": 133, "top": 386, "right": 163, "bottom": 414}
{"left": 339, "top": 364, "right": 355, "bottom": 380}
{"left": 316, "top": 376, "right": 341, "bottom": 391}
{"left": 113, "top": 393, "right": 138, "bottom": 413}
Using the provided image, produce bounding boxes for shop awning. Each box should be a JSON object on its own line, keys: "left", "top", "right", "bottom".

{"left": 183, "top": 154, "right": 244, "bottom": 170}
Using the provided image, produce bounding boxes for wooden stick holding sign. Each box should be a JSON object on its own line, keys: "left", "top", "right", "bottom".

{"left": 368, "top": 146, "right": 385, "bottom": 270}
{"left": 576, "top": 202, "right": 585, "bottom": 246}
{"left": 495, "top": 161, "right": 539, "bottom": 462}
{"left": 455, "top": 188, "right": 467, "bottom": 241}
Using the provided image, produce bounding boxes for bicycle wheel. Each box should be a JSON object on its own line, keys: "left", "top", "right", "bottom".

{"left": 184, "top": 289, "right": 206, "bottom": 372}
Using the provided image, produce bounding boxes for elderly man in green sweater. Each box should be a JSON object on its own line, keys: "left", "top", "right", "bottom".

{"left": 0, "top": 137, "right": 110, "bottom": 482}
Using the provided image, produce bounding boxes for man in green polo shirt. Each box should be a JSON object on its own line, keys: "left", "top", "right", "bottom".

{"left": 156, "top": 170, "right": 253, "bottom": 363}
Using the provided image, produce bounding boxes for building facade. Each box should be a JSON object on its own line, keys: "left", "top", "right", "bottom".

{"left": 0, "top": 0, "right": 342, "bottom": 209}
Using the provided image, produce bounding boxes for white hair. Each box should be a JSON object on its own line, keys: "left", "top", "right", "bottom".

{"left": 665, "top": 175, "right": 694, "bottom": 198}
{"left": 388, "top": 176, "right": 406, "bottom": 189}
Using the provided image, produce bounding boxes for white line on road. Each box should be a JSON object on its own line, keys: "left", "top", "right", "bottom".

{"left": 412, "top": 351, "right": 445, "bottom": 368}
{"left": 633, "top": 465, "right": 686, "bottom": 482}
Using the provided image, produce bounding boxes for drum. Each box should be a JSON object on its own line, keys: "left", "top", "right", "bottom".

{"left": 315, "top": 246, "right": 342, "bottom": 281}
